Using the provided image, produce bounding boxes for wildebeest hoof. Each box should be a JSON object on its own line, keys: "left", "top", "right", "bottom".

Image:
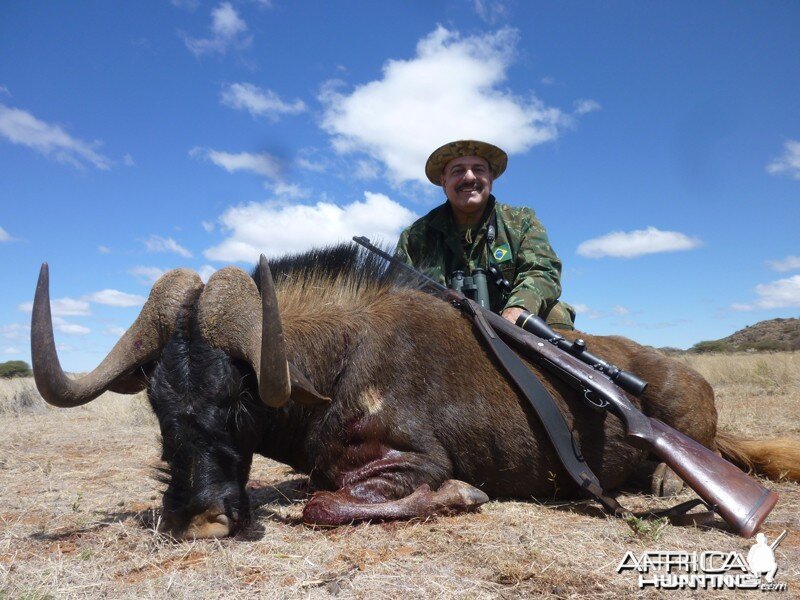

{"left": 162, "top": 507, "right": 238, "bottom": 540}
{"left": 437, "top": 480, "right": 489, "bottom": 510}
{"left": 651, "top": 462, "right": 684, "bottom": 497}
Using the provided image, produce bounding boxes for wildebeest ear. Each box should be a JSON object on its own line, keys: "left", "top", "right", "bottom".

{"left": 289, "top": 363, "right": 331, "bottom": 406}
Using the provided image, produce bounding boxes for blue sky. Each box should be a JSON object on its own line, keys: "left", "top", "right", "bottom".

{"left": 1, "top": 1, "right": 799, "bottom": 371}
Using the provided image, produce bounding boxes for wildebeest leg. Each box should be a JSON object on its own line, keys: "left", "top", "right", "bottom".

{"left": 303, "top": 480, "right": 488, "bottom": 526}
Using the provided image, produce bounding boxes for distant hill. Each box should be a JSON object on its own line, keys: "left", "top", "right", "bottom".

{"left": 689, "top": 318, "right": 800, "bottom": 353}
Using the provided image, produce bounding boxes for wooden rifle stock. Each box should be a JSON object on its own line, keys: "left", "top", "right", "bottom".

{"left": 483, "top": 310, "right": 779, "bottom": 537}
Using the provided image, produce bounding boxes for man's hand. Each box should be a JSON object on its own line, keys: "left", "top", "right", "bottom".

{"left": 501, "top": 306, "right": 525, "bottom": 325}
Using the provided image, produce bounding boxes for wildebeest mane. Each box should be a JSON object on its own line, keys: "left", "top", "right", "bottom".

{"left": 252, "top": 242, "right": 435, "bottom": 296}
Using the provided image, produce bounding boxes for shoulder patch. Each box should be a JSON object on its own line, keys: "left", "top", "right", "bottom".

{"left": 492, "top": 243, "right": 512, "bottom": 263}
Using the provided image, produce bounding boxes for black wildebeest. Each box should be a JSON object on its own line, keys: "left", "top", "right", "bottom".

{"left": 31, "top": 244, "right": 800, "bottom": 539}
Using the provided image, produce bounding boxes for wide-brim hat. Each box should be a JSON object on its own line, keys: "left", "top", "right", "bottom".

{"left": 425, "top": 139, "right": 508, "bottom": 185}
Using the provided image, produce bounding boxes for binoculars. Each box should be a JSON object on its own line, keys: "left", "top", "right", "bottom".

{"left": 450, "top": 269, "right": 490, "bottom": 309}
{"left": 450, "top": 265, "right": 512, "bottom": 310}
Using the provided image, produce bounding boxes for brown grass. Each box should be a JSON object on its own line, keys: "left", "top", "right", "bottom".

{"left": 1, "top": 353, "right": 798, "bottom": 598}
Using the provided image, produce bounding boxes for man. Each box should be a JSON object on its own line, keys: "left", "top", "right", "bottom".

{"left": 395, "top": 139, "right": 575, "bottom": 329}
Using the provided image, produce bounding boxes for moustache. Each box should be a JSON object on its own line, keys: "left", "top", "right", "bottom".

{"left": 456, "top": 182, "right": 483, "bottom": 193}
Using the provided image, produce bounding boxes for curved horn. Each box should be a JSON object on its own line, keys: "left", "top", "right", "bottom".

{"left": 258, "top": 255, "right": 291, "bottom": 407}
{"left": 196, "top": 259, "right": 290, "bottom": 407}
{"left": 31, "top": 264, "right": 203, "bottom": 407}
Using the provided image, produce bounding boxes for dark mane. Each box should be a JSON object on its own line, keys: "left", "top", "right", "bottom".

{"left": 252, "top": 242, "right": 430, "bottom": 294}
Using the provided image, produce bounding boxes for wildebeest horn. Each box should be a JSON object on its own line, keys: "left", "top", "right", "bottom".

{"left": 257, "top": 255, "right": 292, "bottom": 407}
{"left": 197, "top": 258, "right": 328, "bottom": 408}
{"left": 195, "top": 260, "right": 289, "bottom": 407}
{"left": 31, "top": 264, "right": 203, "bottom": 407}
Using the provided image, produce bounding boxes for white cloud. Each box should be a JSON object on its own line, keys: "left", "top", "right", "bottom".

{"left": 0, "top": 85, "right": 10, "bottom": 96}
{"left": 85, "top": 289, "right": 146, "bottom": 307}
{"left": 98, "top": 245, "right": 111, "bottom": 254}
{"left": 2, "top": 347, "right": 21, "bottom": 355}
{"left": 0, "top": 226, "right": 11, "bottom": 242}
{"left": 1, "top": 323, "right": 30, "bottom": 340}
{"left": 130, "top": 266, "right": 167, "bottom": 284}
{"left": 53, "top": 317, "right": 90, "bottom": 336}
{"left": 221, "top": 82, "right": 306, "bottom": 121}
{"left": 105, "top": 326, "right": 128, "bottom": 337}
{"left": 577, "top": 227, "right": 702, "bottom": 259}
{"left": 612, "top": 304, "right": 630, "bottom": 315}
{"left": 272, "top": 181, "right": 310, "bottom": 199}
{"left": 732, "top": 275, "right": 800, "bottom": 310}
{"left": 202, "top": 220, "right": 215, "bottom": 233}
{"left": 354, "top": 160, "right": 380, "bottom": 180}
{"left": 143, "top": 235, "right": 193, "bottom": 258}
{"left": 123, "top": 153, "right": 135, "bottom": 166}
{"left": 0, "top": 103, "right": 111, "bottom": 169}
{"left": 204, "top": 192, "right": 417, "bottom": 262}
{"left": 191, "top": 147, "right": 282, "bottom": 180}
{"left": 572, "top": 303, "right": 603, "bottom": 319}
{"left": 320, "top": 26, "right": 574, "bottom": 185}
{"left": 766, "top": 139, "right": 800, "bottom": 179}
{"left": 574, "top": 99, "right": 601, "bottom": 115}
{"left": 183, "top": 2, "right": 251, "bottom": 57}
{"left": 18, "top": 297, "right": 91, "bottom": 316}
{"left": 767, "top": 255, "right": 800, "bottom": 272}
{"left": 198, "top": 264, "right": 217, "bottom": 283}
{"left": 473, "top": 0, "right": 507, "bottom": 24}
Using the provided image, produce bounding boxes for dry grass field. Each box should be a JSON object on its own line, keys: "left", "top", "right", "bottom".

{"left": 1, "top": 352, "right": 798, "bottom": 599}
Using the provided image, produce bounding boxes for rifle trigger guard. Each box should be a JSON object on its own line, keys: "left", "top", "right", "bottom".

{"left": 583, "top": 390, "right": 609, "bottom": 411}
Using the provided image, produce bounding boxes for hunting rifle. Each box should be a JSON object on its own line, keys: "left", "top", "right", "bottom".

{"left": 353, "top": 236, "right": 778, "bottom": 537}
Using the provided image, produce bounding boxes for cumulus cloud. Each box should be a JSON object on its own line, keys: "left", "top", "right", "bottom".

{"left": 18, "top": 297, "right": 91, "bottom": 316}
{"left": 767, "top": 255, "right": 800, "bottom": 272}
{"left": 143, "top": 235, "right": 193, "bottom": 258}
{"left": 732, "top": 275, "right": 800, "bottom": 310}
{"left": 204, "top": 192, "right": 417, "bottom": 262}
{"left": 85, "top": 289, "right": 146, "bottom": 307}
{"left": 191, "top": 147, "right": 282, "bottom": 180}
{"left": 130, "top": 266, "right": 167, "bottom": 284}
{"left": 577, "top": 227, "right": 702, "bottom": 259}
{"left": 0, "top": 103, "right": 112, "bottom": 169}
{"left": 221, "top": 82, "right": 306, "bottom": 120}
{"left": 182, "top": 2, "right": 251, "bottom": 56}
{"left": 766, "top": 139, "right": 800, "bottom": 179}
{"left": 320, "top": 26, "right": 580, "bottom": 185}
{"left": 0, "top": 226, "right": 11, "bottom": 242}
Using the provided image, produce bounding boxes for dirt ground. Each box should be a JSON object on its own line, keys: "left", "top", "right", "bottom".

{"left": 1, "top": 353, "right": 798, "bottom": 599}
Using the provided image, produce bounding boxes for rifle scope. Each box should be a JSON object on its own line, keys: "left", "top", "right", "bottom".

{"left": 515, "top": 310, "right": 649, "bottom": 397}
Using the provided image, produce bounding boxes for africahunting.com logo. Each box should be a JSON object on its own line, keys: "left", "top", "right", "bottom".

{"left": 617, "top": 531, "right": 788, "bottom": 591}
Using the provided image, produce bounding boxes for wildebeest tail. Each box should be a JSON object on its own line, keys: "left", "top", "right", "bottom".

{"left": 716, "top": 431, "right": 800, "bottom": 482}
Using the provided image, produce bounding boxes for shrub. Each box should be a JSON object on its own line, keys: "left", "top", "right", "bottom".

{"left": 0, "top": 360, "right": 32, "bottom": 378}
{"left": 689, "top": 340, "right": 731, "bottom": 354}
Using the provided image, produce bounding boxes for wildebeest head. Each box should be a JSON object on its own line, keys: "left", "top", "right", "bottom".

{"left": 31, "top": 257, "right": 327, "bottom": 538}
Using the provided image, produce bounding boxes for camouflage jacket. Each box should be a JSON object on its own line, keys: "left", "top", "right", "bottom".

{"left": 395, "top": 195, "right": 568, "bottom": 320}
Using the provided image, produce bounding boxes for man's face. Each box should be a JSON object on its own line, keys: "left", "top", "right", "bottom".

{"left": 440, "top": 155, "right": 493, "bottom": 223}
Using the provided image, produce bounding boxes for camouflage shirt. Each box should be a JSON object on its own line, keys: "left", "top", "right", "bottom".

{"left": 395, "top": 195, "right": 571, "bottom": 324}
